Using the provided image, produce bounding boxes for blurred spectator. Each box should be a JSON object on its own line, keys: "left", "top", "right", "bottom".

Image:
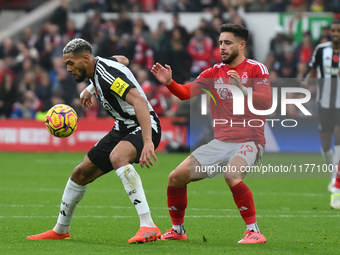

{"left": 35, "top": 71, "right": 52, "bottom": 111}
{"left": 0, "top": 59, "right": 16, "bottom": 84}
{"left": 171, "top": 13, "right": 189, "bottom": 46}
{"left": 80, "top": 0, "right": 106, "bottom": 12}
{"left": 116, "top": 12, "right": 134, "bottom": 36}
{"left": 173, "top": 0, "right": 196, "bottom": 12}
{"left": 152, "top": 21, "right": 170, "bottom": 64}
{"left": 50, "top": 0, "right": 69, "bottom": 35}
{"left": 316, "top": 26, "right": 331, "bottom": 44}
{"left": 295, "top": 32, "right": 314, "bottom": 64}
{"left": 0, "top": 73, "right": 18, "bottom": 118}
{"left": 187, "top": 28, "right": 213, "bottom": 77}
{"left": 286, "top": 0, "right": 307, "bottom": 12}
{"left": 269, "top": 0, "right": 289, "bottom": 12}
{"left": 248, "top": 0, "right": 271, "bottom": 12}
{"left": 157, "top": 0, "right": 177, "bottom": 12}
{"left": 137, "top": 69, "right": 167, "bottom": 116}
{"left": 167, "top": 39, "right": 192, "bottom": 83}
{"left": 53, "top": 68, "right": 78, "bottom": 106}
{"left": 0, "top": 38, "right": 18, "bottom": 64}
{"left": 116, "top": 33, "right": 135, "bottom": 61}
{"left": 10, "top": 90, "right": 37, "bottom": 119}
{"left": 269, "top": 25, "right": 291, "bottom": 62}
{"left": 65, "top": 19, "right": 81, "bottom": 39}
{"left": 309, "top": 0, "right": 324, "bottom": 12}
{"left": 22, "top": 27, "right": 38, "bottom": 48}
{"left": 132, "top": 25, "right": 154, "bottom": 70}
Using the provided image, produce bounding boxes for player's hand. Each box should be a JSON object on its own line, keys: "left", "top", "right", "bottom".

{"left": 227, "top": 70, "right": 242, "bottom": 89}
{"left": 80, "top": 89, "right": 93, "bottom": 109}
{"left": 139, "top": 140, "right": 157, "bottom": 169}
{"left": 151, "top": 63, "right": 172, "bottom": 85}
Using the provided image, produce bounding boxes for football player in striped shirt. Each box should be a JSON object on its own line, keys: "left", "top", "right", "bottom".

{"left": 27, "top": 38, "right": 162, "bottom": 243}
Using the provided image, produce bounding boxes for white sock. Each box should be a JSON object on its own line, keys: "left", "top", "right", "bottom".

{"left": 246, "top": 222, "right": 260, "bottom": 233}
{"left": 116, "top": 164, "right": 156, "bottom": 228}
{"left": 53, "top": 178, "right": 87, "bottom": 234}
{"left": 172, "top": 224, "right": 185, "bottom": 234}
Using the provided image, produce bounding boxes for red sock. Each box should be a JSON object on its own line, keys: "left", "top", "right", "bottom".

{"left": 335, "top": 161, "right": 340, "bottom": 189}
{"left": 230, "top": 181, "right": 256, "bottom": 225}
{"left": 167, "top": 186, "right": 187, "bottom": 225}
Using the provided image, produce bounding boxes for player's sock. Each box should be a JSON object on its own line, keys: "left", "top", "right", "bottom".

{"left": 53, "top": 178, "right": 88, "bottom": 234}
{"left": 116, "top": 164, "right": 156, "bottom": 228}
{"left": 246, "top": 222, "right": 260, "bottom": 233}
{"left": 230, "top": 181, "right": 259, "bottom": 232}
{"left": 172, "top": 224, "right": 185, "bottom": 235}
{"left": 167, "top": 186, "right": 187, "bottom": 228}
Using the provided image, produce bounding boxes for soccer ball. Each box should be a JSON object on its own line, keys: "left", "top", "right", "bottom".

{"left": 45, "top": 104, "right": 78, "bottom": 138}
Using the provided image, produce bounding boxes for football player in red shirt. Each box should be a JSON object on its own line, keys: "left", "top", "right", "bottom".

{"left": 151, "top": 23, "right": 271, "bottom": 243}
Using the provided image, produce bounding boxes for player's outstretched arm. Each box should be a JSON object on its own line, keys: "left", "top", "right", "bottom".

{"left": 151, "top": 63, "right": 172, "bottom": 85}
{"left": 113, "top": 55, "right": 129, "bottom": 66}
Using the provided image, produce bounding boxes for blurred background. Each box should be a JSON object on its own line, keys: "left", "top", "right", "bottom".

{"left": 0, "top": 0, "right": 336, "bottom": 153}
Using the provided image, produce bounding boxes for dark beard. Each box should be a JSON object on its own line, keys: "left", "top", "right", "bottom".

{"left": 222, "top": 50, "right": 238, "bottom": 64}
{"left": 75, "top": 69, "right": 87, "bottom": 82}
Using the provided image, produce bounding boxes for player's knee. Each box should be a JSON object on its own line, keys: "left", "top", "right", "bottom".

{"left": 71, "top": 164, "right": 100, "bottom": 185}
{"left": 168, "top": 169, "right": 188, "bottom": 187}
{"left": 110, "top": 151, "right": 128, "bottom": 170}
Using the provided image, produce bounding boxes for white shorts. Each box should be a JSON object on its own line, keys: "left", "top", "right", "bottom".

{"left": 192, "top": 139, "right": 263, "bottom": 178}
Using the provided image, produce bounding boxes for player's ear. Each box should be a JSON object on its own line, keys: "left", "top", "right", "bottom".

{"left": 239, "top": 41, "right": 246, "bottom": 50}
{"left": 83, "top": 52, "right": 90, "bottom": 63}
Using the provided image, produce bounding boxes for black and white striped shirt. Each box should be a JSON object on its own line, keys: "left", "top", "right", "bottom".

{"left": 309, "top": 41, "right": 340, "bottom": 109}
{"left": 90, "top": 56, "right": 160, "bottom": 132}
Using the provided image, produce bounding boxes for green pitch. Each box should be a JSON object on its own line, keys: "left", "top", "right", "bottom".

{"left": 1, "top": 152, "right": 339, "bottom": 255}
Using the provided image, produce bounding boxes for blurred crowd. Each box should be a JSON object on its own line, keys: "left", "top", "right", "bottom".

{"left": 0, "top": 0, "right": 335, "bottom": 120}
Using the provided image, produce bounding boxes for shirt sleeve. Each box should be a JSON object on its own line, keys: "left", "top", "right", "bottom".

{"left": 309, "top": 45, "right": 320, "bottom": 69}
{"left": 252, "top": 64, "right": 272, "bottom": 110}
{"left": 166, "top": 68, "right": 213, "bottom": 100}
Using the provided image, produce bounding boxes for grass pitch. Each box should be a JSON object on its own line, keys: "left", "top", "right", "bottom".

{"left": 1, "top": 152, "right": 340, "bottom": 255}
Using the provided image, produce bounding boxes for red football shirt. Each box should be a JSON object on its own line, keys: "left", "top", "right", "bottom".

{"left": 167, "top": 58, "right": 271, "bottom": 147}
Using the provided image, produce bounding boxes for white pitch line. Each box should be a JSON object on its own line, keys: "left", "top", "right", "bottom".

{"left": 1, "top": 215, "right": 340, "bottom": 219}
{"left": 1, "top": 204, "right": 338, "bottom": 214}
{"left": 0, "top": 204, "right": 334, "bottom": 214}
{"left": 0, "top": 188, "right": 329, "bottom": 197}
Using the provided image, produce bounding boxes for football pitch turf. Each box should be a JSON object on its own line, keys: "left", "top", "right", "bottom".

{"left": 1, "top": 152, "right": 340, "bottom": 255}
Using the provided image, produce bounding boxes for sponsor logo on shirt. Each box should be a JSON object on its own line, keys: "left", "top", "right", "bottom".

{"left": 110, "top": 77, "right": 129, "bottom": 97}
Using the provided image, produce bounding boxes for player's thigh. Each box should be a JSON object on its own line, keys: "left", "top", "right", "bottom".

{"left": 71, "top": 155, "right": 106, "bottom": 185}
{"left": 169, "top": 155, "right": 208, "bottom": 187}
{"left": 224, "top": 142, "right": 262, "bottom": 179}
{"left": 192, "top": 139, "right": 239, "bottom": 178}
{"left": 117, "top": 126, "right": 161, "bottom": 165}
{"left": 110, "top": 140, "right": 138, "bottom": 169}
{"left": 87, "top": 130, "right": 123, "bottom": 173}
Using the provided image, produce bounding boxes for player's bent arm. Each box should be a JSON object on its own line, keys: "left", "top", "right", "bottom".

{"left": 125, "top": 88, "right": 152, "bottom": 143}
{"left": 113, "top": 55, "right": 129, "bottom": 66}
{"left": 251, "top": 85, "right": 272, "bottom": 110}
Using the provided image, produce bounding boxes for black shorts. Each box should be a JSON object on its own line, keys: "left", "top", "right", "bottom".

{"left": 87, "top": 126, "right": 161, "bottom": 173}
{"left": 318, "top": 107, "right": 340, "bottom": 132}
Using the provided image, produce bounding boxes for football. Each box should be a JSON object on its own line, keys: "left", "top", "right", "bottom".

{"left": 45, "top": 104, "right": 78, "bottom": 138}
